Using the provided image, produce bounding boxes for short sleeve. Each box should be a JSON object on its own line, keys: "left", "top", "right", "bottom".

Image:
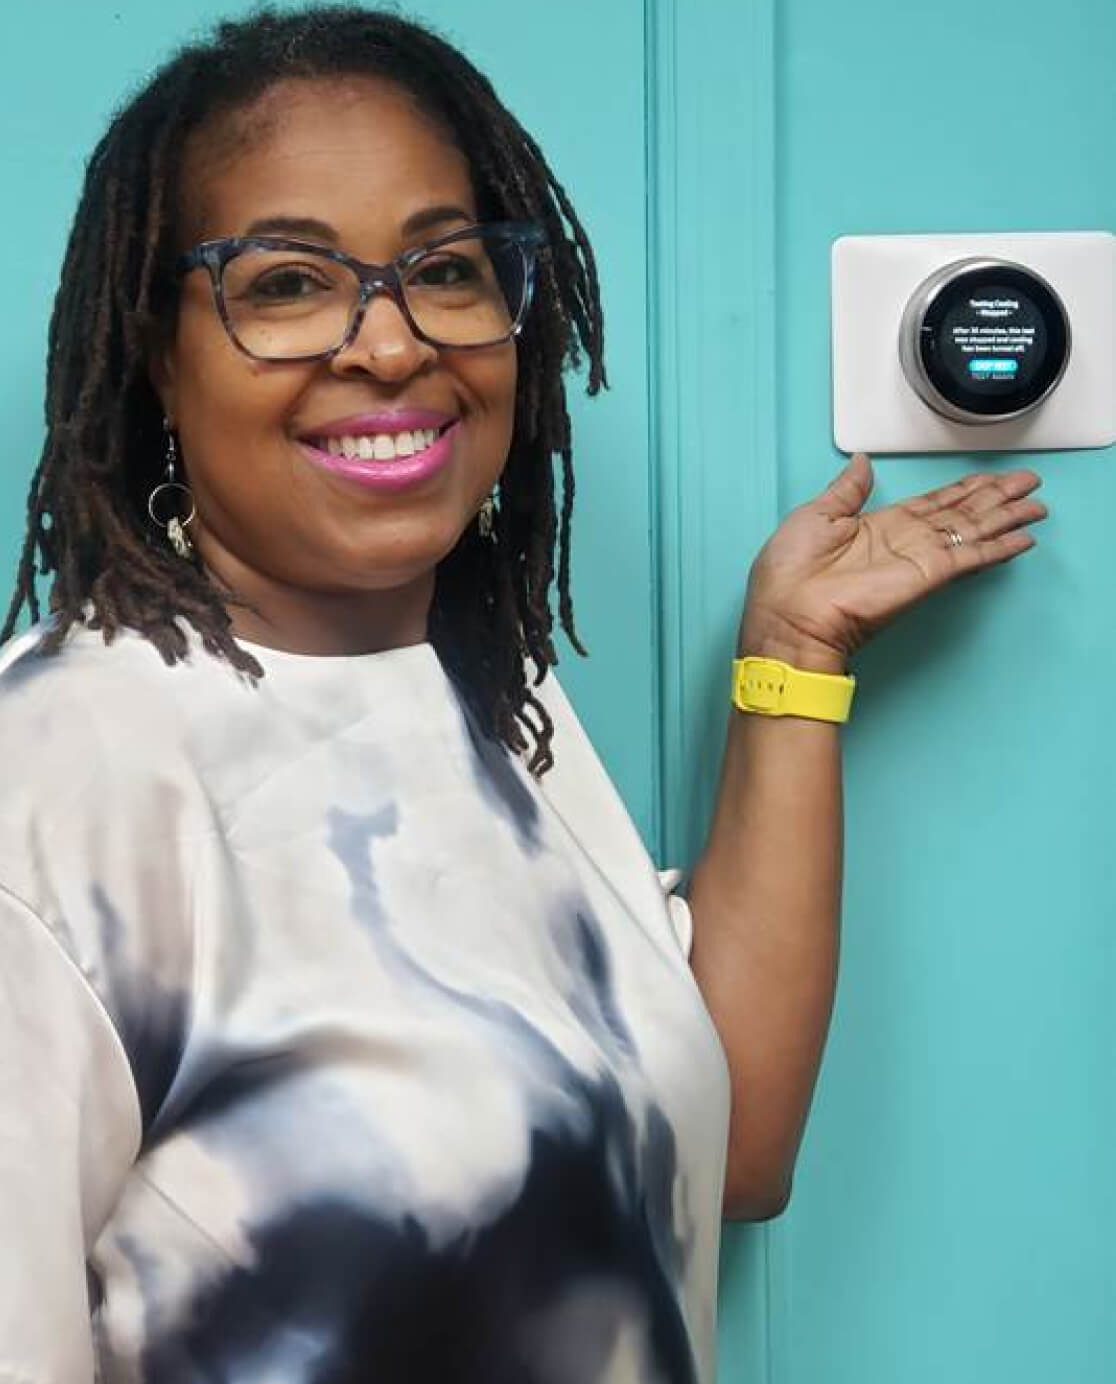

{"left": 529, "top": 673, "right": 696, "bottom": 964}
{"left": 0, "top": 885, "right": 140, "bottom": 1383}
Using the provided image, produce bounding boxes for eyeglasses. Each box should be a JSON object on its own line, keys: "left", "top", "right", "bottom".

{"left": 177, "top": 221, "right": 546, "bottom": 362}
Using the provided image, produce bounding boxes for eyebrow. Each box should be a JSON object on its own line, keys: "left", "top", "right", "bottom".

{"left": 401, "top": 204, "right": 474, "bottom": 236}
{"left": 242, "top": 215, "right": 339, "bottom": 241}
{"left": 241, "top": 205, "right": 474, "bottom": 243}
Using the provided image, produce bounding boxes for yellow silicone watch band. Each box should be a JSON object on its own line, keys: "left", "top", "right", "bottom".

{"left": 732, "top": 657, "right": 855, "bottom": 723}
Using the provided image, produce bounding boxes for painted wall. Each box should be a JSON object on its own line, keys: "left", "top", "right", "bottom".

{"left": 3, "top": 2, "right": 1113, "bottom": 1380}
{"left": 770, "top": 4, "right": 1114, "bottom": 1380}
{"left": 662, "top": 2, "right": 1115, "bottom": 1381}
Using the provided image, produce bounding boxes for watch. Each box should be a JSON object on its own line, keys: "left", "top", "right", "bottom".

{"left": 732, "top": 656, "right": 855, "bottom": 723}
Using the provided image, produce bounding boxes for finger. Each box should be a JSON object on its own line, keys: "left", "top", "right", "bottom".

{"left": 815, "top": 452, "right": 874, "bottom": 519}
{"left": 934, "top": 513, "right": 1041, "bottom": 573}
{"left": 965, "top": 528, "right": 1038, "bottom": 570}
{"left": 933, "top": 494, "right": 1047, "bottom": 551}
{"left": 967, "top": 496, "right": 1048, "bottom": 542}
{"left": 905, "top": 468, "right": 1042, "bottom": 520}
{"left": 947, "top": 473, "right": 1046, "bottom": 526}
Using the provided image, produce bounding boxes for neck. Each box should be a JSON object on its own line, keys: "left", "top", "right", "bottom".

{"left": 197, "top": 543, "right": 435, "bottom": 657}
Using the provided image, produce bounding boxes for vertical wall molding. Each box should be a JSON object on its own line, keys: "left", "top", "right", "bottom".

{"left": 643, "top": 0, "right": 783, "bottom": 1379}
{"left": 644, "top": 0, "right": 780, "bottom": 867}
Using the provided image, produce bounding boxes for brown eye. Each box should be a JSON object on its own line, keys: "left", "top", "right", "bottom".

{"left": 409, "top": 254, "right": 483, "bottom": 289}
{"left": 243, "top": 265, "right": 334, "bottom": 303}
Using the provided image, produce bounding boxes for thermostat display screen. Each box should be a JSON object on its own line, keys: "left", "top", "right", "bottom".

{"left": 911, "top": 261, "right": 1070, "bottom": 420}
{"left": 937, "top": 287, "right": 1048, "bottom": 395}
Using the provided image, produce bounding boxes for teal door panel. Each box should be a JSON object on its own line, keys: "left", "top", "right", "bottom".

{"left": 713, "top": 1, "right": 1115, "bottom": 1380}
{"left": 643, "top": 0, "right": 1115, "bottom": 1377}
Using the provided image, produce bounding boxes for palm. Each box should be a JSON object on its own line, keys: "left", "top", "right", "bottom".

{"left": 747, "top": 454, "right": 1046, "bottom": 657}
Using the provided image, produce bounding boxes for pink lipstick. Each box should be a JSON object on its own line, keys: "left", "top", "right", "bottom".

{"left": 297, "top": 410, "right": 458, "bottom": 494}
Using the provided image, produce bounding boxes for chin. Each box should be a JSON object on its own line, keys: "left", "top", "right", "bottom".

{"left": 299, "top": 504, "right": 446, "bottom": 569}
{"left": 320, "top": 539, "right": 464, "bottom": 597}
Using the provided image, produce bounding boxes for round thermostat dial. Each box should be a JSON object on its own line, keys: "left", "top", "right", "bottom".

{"left": 898, "top": 258, "right": 1071, "bottom": 424}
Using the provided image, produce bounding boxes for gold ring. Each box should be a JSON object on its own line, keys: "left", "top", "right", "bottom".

{"left": 942, "top": 527, "right": 964, "bottom": 549}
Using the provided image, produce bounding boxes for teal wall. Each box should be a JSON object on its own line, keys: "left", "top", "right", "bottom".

{"left": 768, "top": 4, "right": 1115, "bottom": 1381}
{"left": 4, "top": 1, "right": 1113, "bottom": 1380}
{"left": 661, "top": 1, "right": 1115, "bottom": 1381}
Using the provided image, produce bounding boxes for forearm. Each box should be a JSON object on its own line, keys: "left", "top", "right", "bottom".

{"left": 688, "top": 627, "right": 845, "bottom": 1220}
{"left": 684, "top": 457, "right": 1043, "bottom": 1218}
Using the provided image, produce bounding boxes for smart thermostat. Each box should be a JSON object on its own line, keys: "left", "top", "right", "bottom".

{"left": 832, "top": 231, "right": 1115, "bottom": 453}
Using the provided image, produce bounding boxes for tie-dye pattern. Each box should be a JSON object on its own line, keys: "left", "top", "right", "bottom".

{"left": 0, "top": 626, "right": 729, "bottom": 1383}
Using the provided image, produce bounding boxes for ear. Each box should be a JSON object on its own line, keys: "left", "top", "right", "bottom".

{"left": 145, "top": 322, "right": 178, "bottom": 426}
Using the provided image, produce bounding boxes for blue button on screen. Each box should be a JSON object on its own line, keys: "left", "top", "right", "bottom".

{"left": 969, "top": 358, "right": 1019, "bottom": 377}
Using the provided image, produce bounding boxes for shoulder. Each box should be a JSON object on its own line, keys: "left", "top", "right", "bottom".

{"left": 0, "top": 621, "right": 229, "bottom": 916}
{"left": 529, "top": 669, "right": 694, "bottom": 958}
{"left": 0, "top": 617, "right": 247, "bottom": 773}
{"left": 528, "top": 668, "right": 648, "bottom": 871}
{"left": 0, "top": 624, "right": 197, "bottom": 830}
{"left": 0, "top": 619, "right": 192, "bottom": 731}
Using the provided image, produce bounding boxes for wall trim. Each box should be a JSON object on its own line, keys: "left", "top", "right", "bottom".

{"left": 643, "top": 1, "right": 782, "bottom": 1380}
{"left": 644, "top": 0, "right": 780, "bottom": 869}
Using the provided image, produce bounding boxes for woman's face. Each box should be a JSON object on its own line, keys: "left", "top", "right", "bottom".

{"left": 154, "top": 77, "right": 518, "bottom": 653}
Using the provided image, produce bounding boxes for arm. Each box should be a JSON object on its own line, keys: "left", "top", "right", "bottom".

{"left": 689, "top": 626, "right": 843, "bottom": 1220}
{"left": 686, "top": 455, "right": 1046, "bottom": 1220}
{"left": 0, "top": 886, "right": 140, "bottom": 1382}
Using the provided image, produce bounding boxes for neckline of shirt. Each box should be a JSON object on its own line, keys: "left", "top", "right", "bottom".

{"left": 234, "top": 634, "right": 438, "bottom": 669}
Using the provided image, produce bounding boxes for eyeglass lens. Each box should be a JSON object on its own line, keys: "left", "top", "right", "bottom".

{"left": 219, "top": 230, "right": 529, "bottom": 359}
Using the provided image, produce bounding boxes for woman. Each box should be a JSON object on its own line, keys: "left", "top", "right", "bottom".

{"left": 0, "top": 7, "right": 1045, "bottom": 1382}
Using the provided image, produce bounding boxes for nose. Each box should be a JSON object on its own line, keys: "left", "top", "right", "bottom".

{"left": 329, "top": 290, "right": 437, "bottom": 382}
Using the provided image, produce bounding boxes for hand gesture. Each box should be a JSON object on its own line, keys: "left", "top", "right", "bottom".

{"left": 741, "top": 453, "right": 1046, "bottom": 670}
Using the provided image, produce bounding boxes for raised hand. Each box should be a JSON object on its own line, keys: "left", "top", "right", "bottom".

{"left": 740, "top": 453, "right": 1046, "bottom": 670}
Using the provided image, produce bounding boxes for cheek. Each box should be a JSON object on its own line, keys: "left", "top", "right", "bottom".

{"left": 174, "top": 311, "right": 310, "bottom": 440}
{"left": 459, "top": 347, "right": 518, "bottom": 445}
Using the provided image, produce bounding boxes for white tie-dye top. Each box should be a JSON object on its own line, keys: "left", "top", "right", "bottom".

{"left": 0, "top": 622, "right": 730, "bottom": 1384}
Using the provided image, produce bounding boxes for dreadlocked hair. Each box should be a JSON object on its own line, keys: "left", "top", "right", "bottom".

{"left": 3, "top": 5, "right": 605, "bottom": 775}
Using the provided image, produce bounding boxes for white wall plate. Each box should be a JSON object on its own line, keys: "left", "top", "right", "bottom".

{"left": 832, "top": 231, "right": 1116, "bottom": 454}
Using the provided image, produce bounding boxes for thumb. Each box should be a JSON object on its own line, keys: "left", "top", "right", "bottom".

{"left": 815, "top": 451, "right": 874, "bottom": 518}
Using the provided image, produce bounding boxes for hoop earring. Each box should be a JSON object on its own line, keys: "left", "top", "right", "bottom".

{"left": 477, "top": 494, "right": 497, "bottom": 543}
{"left": 147, "top": 420, "right": 196, "bottom": 560}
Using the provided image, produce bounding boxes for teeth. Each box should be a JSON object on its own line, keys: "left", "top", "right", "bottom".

{"left": 316, "top": 428, "right": 443, "bottom": 462}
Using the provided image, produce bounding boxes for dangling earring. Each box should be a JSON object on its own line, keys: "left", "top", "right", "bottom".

{"left": 477, "top": 493, "right": 497, "bottom": 543}
{"left": 147, "top": 419, "right": 196, "bottom": 560}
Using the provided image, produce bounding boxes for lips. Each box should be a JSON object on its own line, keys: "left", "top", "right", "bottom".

{"left": 296, "top": 411, "right": 459, "bottom": 494}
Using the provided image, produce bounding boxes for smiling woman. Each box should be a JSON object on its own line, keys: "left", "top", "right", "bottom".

{"left": 0, "top": 6, "right": 1046, "bottom": 1384}
{"left": 4, "top": 13, "right": 604, "bottom": 761}
{"left": 155, "top": 77, "right": 527, "bottom": 656}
